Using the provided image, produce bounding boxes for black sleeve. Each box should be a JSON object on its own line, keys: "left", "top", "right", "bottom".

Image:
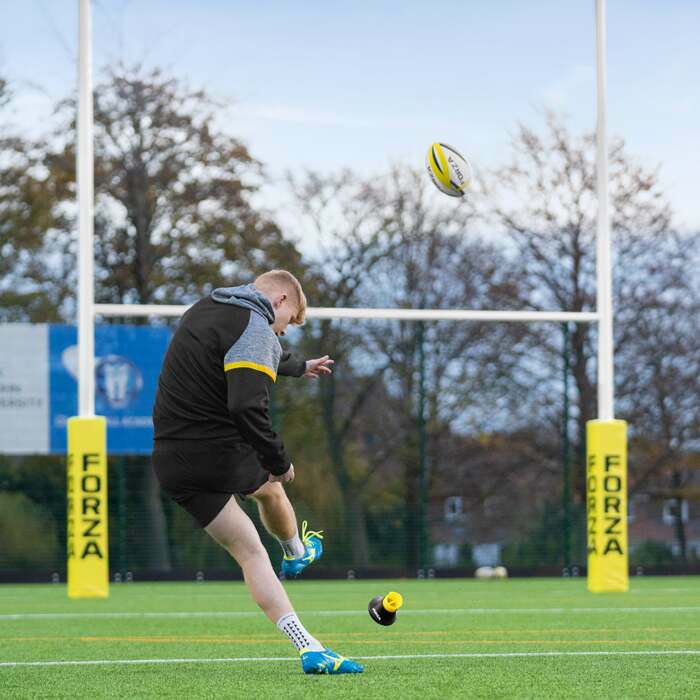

{"left": 226, "top": 368, "right": 291, "bottom": 475}
{"left": 277, "top": 351, "right": 306, "bottom": 378}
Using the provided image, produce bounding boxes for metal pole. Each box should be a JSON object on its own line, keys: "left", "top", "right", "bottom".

{"left": 417, "top": 321, "right": 428, "bottom": 571}
{"left": 595, "top": 0, "right": 615, "bottom": 421}
{"left": 94, "top": 303, "right": 600, "bottom": 323}
{"left": 77, "top": 0, "right": 95, "bottom": 417}
{"left": 561, "top": 323, "right": 572, "bottom": 569}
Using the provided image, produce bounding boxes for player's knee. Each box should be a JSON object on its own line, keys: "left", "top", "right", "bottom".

{"left": 235, "top": 540, "right": 270, "bottom": 567}
{"left": 218, "top": 528, "right": 268, "bottom": 562}
{"left": 209, "top": 525, "right": 259, "bottom": 558}
{"left": 252, "top": 479, "right": 285, "bottom": 504}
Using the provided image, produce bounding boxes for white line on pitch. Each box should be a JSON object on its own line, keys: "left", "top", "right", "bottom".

{"left": 1, "top": 650, "right": 700, "bottom": 668}
{"left": 2, "top": 606, "right": 700, "bottom": 621}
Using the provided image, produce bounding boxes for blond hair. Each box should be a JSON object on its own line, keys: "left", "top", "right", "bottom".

{"left": 254, "top": 270, "right": 307, "bottom": 325}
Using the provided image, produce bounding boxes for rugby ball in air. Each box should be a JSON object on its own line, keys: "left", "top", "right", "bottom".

{"left": 425, "top": 142, "right": 472, "bottom": 197}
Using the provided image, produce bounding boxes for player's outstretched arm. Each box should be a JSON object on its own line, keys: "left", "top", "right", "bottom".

{"left": 277, "top": 352, "right": 334, "bottom": 379}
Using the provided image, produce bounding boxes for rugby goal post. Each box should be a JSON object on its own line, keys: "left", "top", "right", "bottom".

{"left": 71, "top": 0, "right": 626, "bottom": 597}
{"left": 69, "top": 0, "right": 108, "bottom": 599}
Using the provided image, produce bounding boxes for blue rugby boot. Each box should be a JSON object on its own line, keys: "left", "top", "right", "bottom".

{"left": 280, "top": 521, "right": 323, "bottom": 578}
{"left": 300, "top": 648, "right": 364, "bottom": 675}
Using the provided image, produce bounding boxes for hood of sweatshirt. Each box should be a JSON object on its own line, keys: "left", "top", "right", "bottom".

{"left": 211, "top": 284, "right": 275, "bottom": 325}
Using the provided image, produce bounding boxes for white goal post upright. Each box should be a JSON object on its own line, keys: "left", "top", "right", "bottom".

{"left": 74, "top": 0, "right": 627, "bottom": 592}
{"left": 77, "top": 0, "right": 95, "bottom": 419}
{"left": 595, "top": 0, "right": 614, "bottom": 423}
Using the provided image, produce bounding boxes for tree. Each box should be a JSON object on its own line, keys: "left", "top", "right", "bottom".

{"left": 46, "top": 65, "right": 303, "bottom": 310}
{"left": 0, "top": 76, "right": 69, "bottom": 321}
{"left": 617, "top": 231, "right": 700, "bottom": 560}
{"left": 286, "top": 169, "right": 398, "bottom": 566}
{"left": 486, "top": 112, "right": 679, "bottom": 506}
{"left": 350, "top": 167, "right": 520, "bottom": 570}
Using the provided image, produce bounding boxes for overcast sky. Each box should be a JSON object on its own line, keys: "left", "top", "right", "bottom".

{"left": 2, "top": 0, "right": 698, "bottom": 235}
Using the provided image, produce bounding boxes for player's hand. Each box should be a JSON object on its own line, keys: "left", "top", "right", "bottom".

{"left": 269, "top": 463, "right": 295, "bottom": 483}
{"left": 304, "top": 356, "right": 334, "bottom": 379}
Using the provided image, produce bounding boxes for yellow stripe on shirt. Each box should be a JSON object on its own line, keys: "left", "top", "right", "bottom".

{"left": 224, "top": 360, "right": 277, "bottom": 382}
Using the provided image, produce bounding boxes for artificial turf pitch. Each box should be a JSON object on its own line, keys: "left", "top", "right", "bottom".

{"left": 0, "top": 577, "right": 699, "bottom": 699}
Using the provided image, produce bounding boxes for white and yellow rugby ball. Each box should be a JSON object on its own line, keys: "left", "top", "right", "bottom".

{"left": 425, "top": 142, "right": 472, "bottom": 197}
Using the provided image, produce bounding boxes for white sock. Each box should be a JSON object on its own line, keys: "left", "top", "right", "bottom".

{"left": 278, "top": 532, "right": 305, "bottom": 558}
{"left": 276, "top": 612, "right": 324, "bottom": 652}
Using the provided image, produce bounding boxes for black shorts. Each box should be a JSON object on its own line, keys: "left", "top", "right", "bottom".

{"left": 152, "top": 439, "right": 269, "bottom": 527}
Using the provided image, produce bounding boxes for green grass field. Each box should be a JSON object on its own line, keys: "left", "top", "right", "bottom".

{"left": 1, "top": 577, "right": 699, "bottom": 699}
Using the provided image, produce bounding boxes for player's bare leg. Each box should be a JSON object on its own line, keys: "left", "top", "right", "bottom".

{"left": 205, "top": 494, "right": 293, "bottom": 622}
{"left": 250, "top": 479, "right": 298, "bottom": 542}
{"left": 250, "top": 479, "right": 324, "bottom": 578}
{"left": 205, "top": 494, "right": 362, "bottom": 674}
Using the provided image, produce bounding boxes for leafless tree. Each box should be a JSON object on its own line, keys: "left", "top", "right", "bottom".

{"left": 485, "top": 112, "right": 682, "bottom": 506}
{"left": 285, "top": 169, "right": 397, "bottom": 565}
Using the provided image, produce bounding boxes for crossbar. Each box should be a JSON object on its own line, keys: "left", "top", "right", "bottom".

{"left": 93, "top": 304, "right": 598, "bottom": 323}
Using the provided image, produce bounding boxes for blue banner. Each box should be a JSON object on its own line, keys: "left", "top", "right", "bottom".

{"left": 49, "top": 325, "right": 172, "bottom": 454}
